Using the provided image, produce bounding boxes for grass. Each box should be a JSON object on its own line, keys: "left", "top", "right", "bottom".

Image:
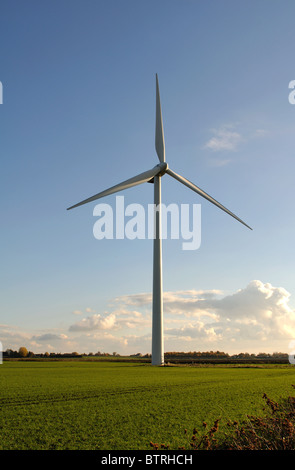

{"left": 1, "top": 361, "right": 295, "bottom": 450}
{"left": 154, "top": 389, "right": 295, "bottom": 450}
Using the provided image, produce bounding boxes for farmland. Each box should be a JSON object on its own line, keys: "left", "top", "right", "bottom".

{"left": 0, "top": 360, "right": 295, "bottom": 450}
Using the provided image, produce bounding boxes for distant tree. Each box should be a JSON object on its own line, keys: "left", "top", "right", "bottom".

{"left": 18, "top": 347, "right": 28, "bottom": 357}
{"left": 4, "top": 349, "right": 14, "bottom": 357}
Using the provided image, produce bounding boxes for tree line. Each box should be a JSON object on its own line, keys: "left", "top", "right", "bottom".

{"left": 2, "top": 347, "right": 289, "bottom": 362}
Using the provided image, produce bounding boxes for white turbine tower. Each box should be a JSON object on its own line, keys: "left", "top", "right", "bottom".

{"left": 67, "top": 74, "right": 252, "bottom": 366}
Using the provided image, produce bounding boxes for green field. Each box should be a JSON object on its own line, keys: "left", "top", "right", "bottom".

{"left": 1, "top": 361, "right": 295, "bottom": 450}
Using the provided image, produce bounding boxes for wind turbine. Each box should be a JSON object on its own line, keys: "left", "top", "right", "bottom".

{"left": 67, "top": 74, "right": 252, "bottom": 366}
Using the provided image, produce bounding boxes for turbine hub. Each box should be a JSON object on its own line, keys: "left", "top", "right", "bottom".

{"left": 157, "top": 162, "right": 168, "bottom": 175}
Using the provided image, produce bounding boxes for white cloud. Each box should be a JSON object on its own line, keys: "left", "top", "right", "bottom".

{"left": 209, "top": 158, "right": 232, "bottom": 167}
{"left": 32, "top": 333, "right": 68, "bottom": 341}
{"left": 162, "top": 280, "right": 295, "bottom": 345}
{"left": 69, "top": 313, "right": 116, "bottom": 332}
{"left": 0, "top": 327, "right": 71, "bottom": 353}
{"left": 254, "top": 129, "right": 268, "bottom": 138}
{"left": 204, "top": 125, "right": 243, "bottom": 152}
{"left": 165, "top": 321, "right": 222, "bottom": 342}
{"left": 73, "top": 307, "right": 95, "bottom": 315}
{"left": 113, "top": 293, "right": 152, "bottom": 307}
{"left": 111, "top": 281, "right": 295, "bottom": 344}
{"left": 203, "top": 124, "right": 269, "bottom": 167}
{"left": 104, "top": 281, "right": 295, "bottom": 352}
{"left": 2, "top": 280, "right": 294, "bottom": 355}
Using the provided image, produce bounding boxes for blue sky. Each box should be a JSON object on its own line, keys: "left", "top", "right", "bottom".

{"left": 1, "top": 0, "right": 295, "bottom": 355}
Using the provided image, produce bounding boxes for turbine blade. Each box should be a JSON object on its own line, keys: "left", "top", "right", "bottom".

{"left": 166, "top": 168, "right": 252, "bottom": 230}
{"left": 67, "top": 165, "right": 161, "bottom": 210}
{"left": 155, "top": 74, "right": 165, "bottom": 163}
